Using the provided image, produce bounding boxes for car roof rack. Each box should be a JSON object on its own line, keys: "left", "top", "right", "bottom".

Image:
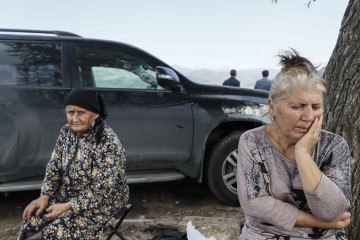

{"left": 0, "top": 28, "right": 81, "bottom": 37}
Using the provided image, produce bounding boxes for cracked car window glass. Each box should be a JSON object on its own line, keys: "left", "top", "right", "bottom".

{"left": 75, "top": 44, "right": 162, "bottom": 90}
{"left": 0, "top": 42, "right": 62, "bottom": 86}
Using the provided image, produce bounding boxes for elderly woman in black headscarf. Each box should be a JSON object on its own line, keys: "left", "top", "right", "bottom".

{"left": 18, "top": 89, "right": 129, "bottom": 240}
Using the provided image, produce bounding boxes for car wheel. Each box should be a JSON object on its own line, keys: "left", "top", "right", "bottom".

{"left": 206, "top": 131, "right": 243, "bottom": 206}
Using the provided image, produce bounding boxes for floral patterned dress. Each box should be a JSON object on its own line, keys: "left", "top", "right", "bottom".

{"left": 19, "top": 120, "right": 129, "bottom": 240}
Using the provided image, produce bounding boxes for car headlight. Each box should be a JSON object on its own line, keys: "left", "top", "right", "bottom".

{"left": 222, "top": 103, "right": 269, "bottom": 117}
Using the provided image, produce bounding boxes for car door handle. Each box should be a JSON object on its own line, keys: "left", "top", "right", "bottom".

{"left": 0, "top": 98, "right": 11, "bottom": 108}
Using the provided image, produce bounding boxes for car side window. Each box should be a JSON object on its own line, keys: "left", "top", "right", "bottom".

{"left": 0, "top": 42, "right": 62, "bottom": 86}
{"left": 75, "top": 44, "right": 163, "bottom": 90}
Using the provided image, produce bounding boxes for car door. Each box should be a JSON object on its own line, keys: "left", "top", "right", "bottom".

{"left": 0, "top": 41, "right": 69, "bottom": 182}
{"left": 72, "top": 42, "right": 193, "bottom": 169}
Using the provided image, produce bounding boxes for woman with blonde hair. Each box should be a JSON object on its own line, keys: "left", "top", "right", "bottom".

{"left": 237, "top": 49, "right": 351, "bottom": 239}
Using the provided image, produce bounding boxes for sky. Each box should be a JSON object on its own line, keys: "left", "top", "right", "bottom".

{"left": 0, "top": 0, "right": 348, "bottom": 71}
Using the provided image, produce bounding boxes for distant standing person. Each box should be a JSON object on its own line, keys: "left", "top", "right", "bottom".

{"left": 223, "top": 69, "right": 240, "bottom": 87}
{"left": 254, "top": 70, "right": 271, "bottom": 90}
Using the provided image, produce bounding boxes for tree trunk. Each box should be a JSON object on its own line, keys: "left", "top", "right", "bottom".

{"left": 323, "top": 0, "right": 360, "bottom": 238}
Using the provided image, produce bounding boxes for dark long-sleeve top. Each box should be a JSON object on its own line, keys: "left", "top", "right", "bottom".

{"left": 237, "top": 126, "right": 351, "bottom": 240}
{"left": 254, "top": 78, "right": 271, "bottom": 91}
{"left": 223, "top": 77, "right": 240, "bottom": 87}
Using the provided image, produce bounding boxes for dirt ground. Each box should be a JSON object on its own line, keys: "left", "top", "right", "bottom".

{"left": 0, "top": 178, "right": 244, "bottom": 240}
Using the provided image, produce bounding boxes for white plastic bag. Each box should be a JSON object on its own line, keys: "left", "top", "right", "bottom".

{"left": 186, "top": 220, "right": 216, "bottom": 240}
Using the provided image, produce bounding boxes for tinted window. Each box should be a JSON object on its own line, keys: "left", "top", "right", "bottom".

{"left": 75, "top": 44, "right": 163, "bottom": 90}
{"left": 0, "top": 42, "right": 62, "bottom": 86}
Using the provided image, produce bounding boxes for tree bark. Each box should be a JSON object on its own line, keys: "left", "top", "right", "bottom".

{"left": 323, "top": 0, "right": 360, "bottom": 238}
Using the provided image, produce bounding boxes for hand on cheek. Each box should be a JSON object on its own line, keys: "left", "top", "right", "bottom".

{"left": 296, "top": 115, "right": 323, "bottom": 154}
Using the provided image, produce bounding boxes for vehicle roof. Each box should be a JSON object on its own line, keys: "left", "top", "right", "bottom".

{"left": 0, "top": 28, "right": 81, "bottom": 37}
{"left": 0, "top": 28, "right": 153, "bottom": 55}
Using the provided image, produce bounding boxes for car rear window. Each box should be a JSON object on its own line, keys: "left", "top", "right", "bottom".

{"left": 0, "top": 42, "right": 62, "bottom": 86}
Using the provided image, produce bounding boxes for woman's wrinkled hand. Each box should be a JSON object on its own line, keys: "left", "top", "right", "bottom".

{"left": 45, "top": 202, "right": 72, "bottom": 221}
{"left": 22, "top": 195, "right": 50, "bottom": 220}
{"left": 327, "top": 212, "right": 351, "bottom": 230}
{"left": 295, "top": 115, "right": 323, "bottom": 154}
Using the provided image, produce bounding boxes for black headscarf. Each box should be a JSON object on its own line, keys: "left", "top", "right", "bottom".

{"left": 64, "top": 88, "right": 108, "bottom": 120}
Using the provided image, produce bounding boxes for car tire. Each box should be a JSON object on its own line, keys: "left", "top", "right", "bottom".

{"left": 206, "top": 131, "right": 244, "bottom": 206}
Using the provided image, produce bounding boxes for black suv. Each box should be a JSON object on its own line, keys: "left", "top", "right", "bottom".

{"left": 0, "top": 29, "right": 269, "bottom": 205}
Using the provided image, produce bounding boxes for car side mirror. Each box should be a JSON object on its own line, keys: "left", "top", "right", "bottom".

{"left": 156, "top": 66, "right": 183, "bottom": 91}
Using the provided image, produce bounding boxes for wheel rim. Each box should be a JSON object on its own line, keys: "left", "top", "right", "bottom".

{"left": 221, "top": 149, "right": 238, "bottom": 195}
